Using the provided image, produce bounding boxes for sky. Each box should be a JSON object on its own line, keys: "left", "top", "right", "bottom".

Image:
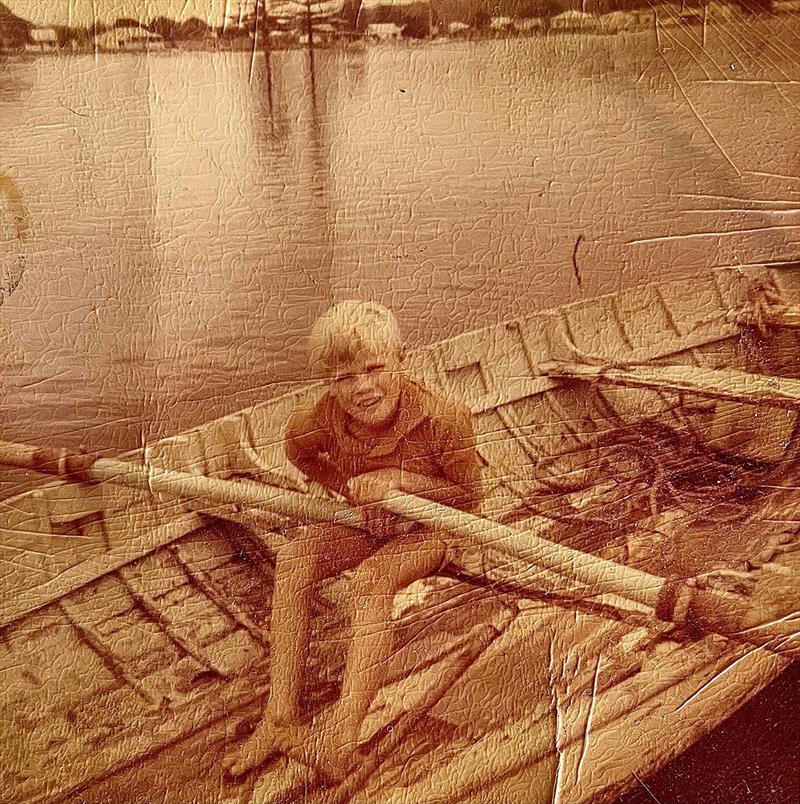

{"left": 5, "top": 1, "right": 249, "bottom": 27}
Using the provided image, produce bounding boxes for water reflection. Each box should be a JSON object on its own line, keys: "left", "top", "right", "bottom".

{"left": 0, "top": 55, "right": 158, "bottom": 498}
{"left": 0, "top": 57, "right": 33, "bottom": 103}
{"left": 141, "top": 46, "right": 372, "bottom": 432}
{"left": 0, "top": 34, "right": 796, "bottom": 471}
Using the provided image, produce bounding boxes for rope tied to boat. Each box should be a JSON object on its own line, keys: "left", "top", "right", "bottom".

{"left": 733, "top": 275, "right": 786, "bottom": 338}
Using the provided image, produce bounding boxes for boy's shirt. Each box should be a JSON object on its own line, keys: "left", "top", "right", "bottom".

{"left": 285, "top": 376, "right": 483, "bottom": 515}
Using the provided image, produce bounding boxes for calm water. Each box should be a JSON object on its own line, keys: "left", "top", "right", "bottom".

{"left": 1, "top": 22, "right": 799, "bottom": 472}
{"left": 0, "top": 20, "right": 799, "bottom": 801}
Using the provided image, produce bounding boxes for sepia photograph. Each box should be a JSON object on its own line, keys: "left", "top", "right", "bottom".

{"left": 0, "top": 0, "right": 798, "bottom": 802}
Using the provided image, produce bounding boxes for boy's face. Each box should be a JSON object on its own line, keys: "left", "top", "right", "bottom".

{"left": 329, "top": 345, "right": 404, "bottom": 427}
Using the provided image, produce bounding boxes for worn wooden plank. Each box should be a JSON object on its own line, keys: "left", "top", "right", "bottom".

{"left": 1, "top": 538, "right": 276, "bottom": 803}
{"left": 374, "top": 618, "right": 781, "bottom": 804}
{"left": 0, "top": 607, "right": 120, "bottom": 722}
{"left": 202, "top": 630, "right": 263, "bottom": 677}
{"left": 19, "top": 673, "right": 269, "bottom": 804}
{"left": 117, "top": 565, "right": 236, "bottom": 676}
{"left": 561, "top": 645, "right": 788, "bottom": 804}
{"left": 560, "top": 297, "right": 634, "bottom": 363}
{"left": 236, "top": 387, "right": 322, "bottom": 486}
{"left": 62, "top": 585, "right": 184, "bottom": 679}
{"left": 612, "top": 283, "right": 683, "bottom": 354}
{"left": 547, "top": 363, "right": 800, "bottom": 409}
{"left": 59, "top": 599, "right": 162, "bottom": 706}
{"left": 498, "top": 387, "right": 614, "bottom": 468}
{"left": 172, "top": 545, "right": 270, "bottom": 646}
{"left": 148, "top": 428, "right": 211, "bottom": 478}
{"left": 657, "top": 272, "right": 736, "bottom": 342}
{"left": 517, "top": 309, "right": 572, "bottom": 365}
{"left": 472, "top": 409, "right": 532, "bottom": 482}
{"left": 0, "top": 512, "right": 201, "bottom": 629}
{"left": 433, "top": 320, "right": 546, "bottom": 412}
{"left": 0, "top": 485, "right": 119, "bottom": 599}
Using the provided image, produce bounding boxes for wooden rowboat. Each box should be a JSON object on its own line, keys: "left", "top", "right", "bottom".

{"left": 1, "top": 263, "right": 799, "bottom": 804}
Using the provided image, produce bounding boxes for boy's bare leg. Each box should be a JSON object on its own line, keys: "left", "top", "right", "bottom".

{"left": 224, "top": 525, "right": 373, "bottom": 776}
{"left": 223, "top": 529, "right": 315, "bottom": 775}
{"left": 314, "top": 534, "right": 448, "bottom": 782}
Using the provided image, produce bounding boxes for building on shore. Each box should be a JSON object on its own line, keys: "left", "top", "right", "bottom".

{"left": 366, "top": 22, "right": 405, "bottom": 40}
{"left": 26, "top": 27, "right": 58, "bottom": 52}
{"left": 551, "top": 9, "right": 598, "bottom": 31}
{"left": 489, "top": 16, "right": 514, "bottom": 34}
{"left": 599, "top": 10, "right": 635, "bottom": 33}
{"left": 95, "top": 25, "right": 166, "bottom": 52}
{"left": 296, "top": 16, "right": 357, "bottom": 45}
{"left": 514, "top": 17, "right": 545, "bottom": 34}
{"left": 298, "top": 22, "right": 339, "bottom": 44}
{"left": 448, "top": 20, "right": 471, "bottom": 37}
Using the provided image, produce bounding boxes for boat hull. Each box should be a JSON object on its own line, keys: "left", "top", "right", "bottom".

{"left": 1, "top": 264, "right": 799, "bottom": 803}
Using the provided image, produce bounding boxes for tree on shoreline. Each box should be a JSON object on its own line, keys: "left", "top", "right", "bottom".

{"left": 149, "top": 16, "right": 177, "bottom": 38}
{"left": 0, "top": 2, "right": 31, "bottom": 52}
{"left": 175, "top": 17, "right": 212, "bottom": 40}
{"left": 147, "top": 15, "right": 212, "bottom": 41}
{"left": 233, "top": 0, "right": 284, "bottom": 38}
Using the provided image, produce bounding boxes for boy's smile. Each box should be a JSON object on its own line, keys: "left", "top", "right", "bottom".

{"left": 329, "top": 347, "right": 404, "bottom": 427}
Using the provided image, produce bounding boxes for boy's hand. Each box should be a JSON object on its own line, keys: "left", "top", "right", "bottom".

{"left": 341, "top": 471, "right": 419, "bottom": 538}
{"left": 344, "top": 470, "right": 407, "bottom": 535}
{"left": 346, "top": 469, "right": 404, "bottom": 505}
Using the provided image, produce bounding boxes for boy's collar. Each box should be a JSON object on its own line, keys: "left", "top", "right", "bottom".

{"left": 393, "top": 378, "right": 428, "bottom": 435}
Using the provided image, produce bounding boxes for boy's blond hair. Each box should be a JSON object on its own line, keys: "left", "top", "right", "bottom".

{"left": 308, "top": 300, "right": 403, "bottom": 375}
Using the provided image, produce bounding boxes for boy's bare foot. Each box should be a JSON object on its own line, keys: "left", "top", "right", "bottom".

{"left": 313, "top": 748, "right": 354, "bottom": 786}
{"left": 223, "top": 718, "right": 309, "bottom": 778}
{"left": 308, "top": 720, "right": 359, "bottom": 785}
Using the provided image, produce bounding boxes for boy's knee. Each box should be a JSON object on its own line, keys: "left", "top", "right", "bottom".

{"left": 281, "top": 525, "right": 326, "bottom": 571}
{"left": 351, "top": 540, "right": 448, "bottom": 600}
{"left": 350, "top": 559, "right": 396, "bottom": 604}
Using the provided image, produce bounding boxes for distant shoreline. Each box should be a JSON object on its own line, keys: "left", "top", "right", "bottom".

{"left": 0, "top": 25, "right": 687, "bottom": 58}
{"left": 3, "top": 7, "right": 799, "bottom": 58}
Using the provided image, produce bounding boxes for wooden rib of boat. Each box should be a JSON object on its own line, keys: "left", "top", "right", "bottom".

{"left": 1, "top": 263, "right": 799, "bottom": 804}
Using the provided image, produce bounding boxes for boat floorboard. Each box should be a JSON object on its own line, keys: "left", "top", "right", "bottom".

{"left": 6, "top": 452, "right": 799, "bottom": 804}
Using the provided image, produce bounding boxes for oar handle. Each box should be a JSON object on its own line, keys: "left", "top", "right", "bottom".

{"left": 383, "top": 491, "right": 665, "bottom": 608}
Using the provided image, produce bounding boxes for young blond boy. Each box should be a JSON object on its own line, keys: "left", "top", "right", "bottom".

{"left": 224, "top": 300, "right": 482, "bottom": 782}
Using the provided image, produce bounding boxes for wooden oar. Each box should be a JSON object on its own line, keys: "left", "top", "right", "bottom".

{"left": 4, "top": 438, "right": 669, "bottom": 613}
{"left": 2, "top": 439, "right": 797, "bottom": 661}
{"left": 383, "top": 491, "right": 800, "bottom": 663}
{"left": 0, "top": 439, "right": 348, "bottom": 525}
